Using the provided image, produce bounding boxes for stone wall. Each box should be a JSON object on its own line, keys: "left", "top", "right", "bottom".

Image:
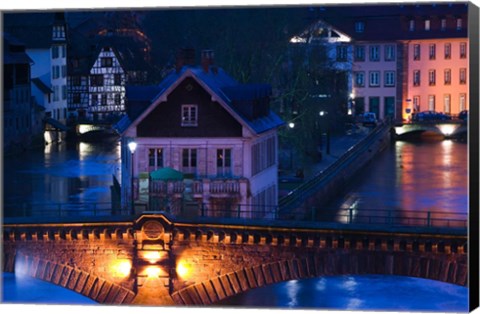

{"left": 3, "top": 224, "right": 137, "bottom": 303}
{"left": 2, "top": 214, "right": 468, "bottom": 306}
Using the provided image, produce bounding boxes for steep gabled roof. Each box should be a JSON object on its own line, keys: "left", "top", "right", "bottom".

{"left": 120, "top": 66, "right": 284, "bottom": 136}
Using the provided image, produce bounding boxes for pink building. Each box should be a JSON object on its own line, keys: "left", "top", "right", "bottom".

{"left": 403, "top": 38, "right": 468, "bottom": 120}
{"left": 117, "top": 50, "right": 284, "bottom": 218}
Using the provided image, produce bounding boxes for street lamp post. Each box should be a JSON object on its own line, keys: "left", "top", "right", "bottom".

{"left": 319, "top": 111, "right": 330, "bottom": 155}
{"left": 128, "top": 141, "right": 137, "bottom": 216}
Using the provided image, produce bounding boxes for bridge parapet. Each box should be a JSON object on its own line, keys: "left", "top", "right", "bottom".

{"left": 2, "top": 214, "right": 468, "bottom": 306}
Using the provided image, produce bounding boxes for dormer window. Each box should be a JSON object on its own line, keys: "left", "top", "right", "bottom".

{"left": 355, "top": 21, "right": 365, "bottom": 33}
{"left": 424, "top": 19, "right": 431, "bottom": 31}
{"left": 409, "top": 19, "right": 415, "bottom": 31}
{"left": 441, "top": 18, "right": 447, "bottom": 31}
{"left": 456, "top": 18, "right": 463, "bottom": 30}
{"left": 181, "top": 104, "right": 198, "bottom": 127}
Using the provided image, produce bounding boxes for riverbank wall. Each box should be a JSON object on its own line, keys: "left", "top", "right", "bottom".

{"left": 278, "top": 123, "right": 392, "bottom": 219}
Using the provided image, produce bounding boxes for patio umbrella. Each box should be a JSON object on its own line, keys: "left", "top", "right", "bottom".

{"left": 150, "top": 167, "right": 184, "bottom": 181}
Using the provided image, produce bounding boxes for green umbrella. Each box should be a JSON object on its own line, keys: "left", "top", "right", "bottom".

{"left": 150, "top": 167, "right": 184, "bottom": 181}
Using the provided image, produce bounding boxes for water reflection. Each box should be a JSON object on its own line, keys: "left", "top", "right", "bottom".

{"left": 3, "top": 140, "right": 121, "bottom": 216}
{"left": 218, "top": 275, "right": 468, "bottom": 311}
{"left": 329, "top": 140, "right": 467, "bottom": 226}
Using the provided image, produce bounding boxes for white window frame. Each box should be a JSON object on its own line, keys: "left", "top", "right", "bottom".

{"left": 457, "top": 18, "right": 462, "bottom": 30}
{"left": 460, "top": 42, "right": 467, "bottom": 59}
{"left": 182, "top": 148, "right": 197, "bottom": 174}
{"left": 459, "top": 93, "right": 466, "bottom": 111}
{"left": 428, "top": 69, "right": 436, "bottom": 86}
{"left": 181, "top": 104, "right": 198, "bottom": 127}
{"left": 413, "top": 70, "right": 421, "bottom": 86}
{"left": 444, "top": 69, "right": 451, "bottom": 85}
{"left": 428, "top": 95, "right": 435, "bottom": 111}
{"left": 385, "top": 45, "right": 396, "bottom": 61}
{"left": 413, "top": 44, "right": 421, "bottom": 60}
{"left": 444, "top": 43, "right": 451, "bottom": 59}
{"left": 148, "top": 148, "right": 164, "bottom": 171}
{"left": 444, "top": 94, "right": 451, "bottom": 114}
{"left": 216, "top": 148, "right": 232, "bottom": 177}
{"left": 413, "top": 96, "right": 420, "bottom": 112}
{"left": 459, "top": 68, "right": 467, "bottom": 84}
{"left": 384, "top": 71, "right": 395, "bottom": 87}
{"left": 354, "top": 71, "right": 365, "bottom": 87}
{"left": 441, "top": 19, "right": 447, "bottom": 31}
{"left": 369, "top": 45, "right": 380, "bottom": 61}
{"left": 354, "top": 45, "right": 365, "bottom": 61}
{"left": 409, "top": 19, "right": 415, "bottom": 31}
{"left": 369, "top": 71, "right": 380, "bottom": 87}
{"left": 425, "top": 19, "right": 431, "bottom": 31}
{"left": 429, "top": 44, "right": 436, "bottom": 60}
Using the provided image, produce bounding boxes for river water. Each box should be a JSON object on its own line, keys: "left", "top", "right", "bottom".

{"left": 1, "top": 138, "right": 469, "bottom": 310}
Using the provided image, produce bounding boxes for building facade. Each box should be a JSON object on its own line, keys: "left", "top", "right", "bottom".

{"left": 309, "top": 3, "right": 469, "bottom": 122}
{"left": 118, "top": 51, "right": 284, "bottom": 217}
{"left": 4, "top": 13, "right": 69, "bottom": 125}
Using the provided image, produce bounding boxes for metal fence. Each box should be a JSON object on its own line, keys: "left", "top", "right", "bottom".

{"left": 4, "top": 201, "right": 467, "bottom": 230}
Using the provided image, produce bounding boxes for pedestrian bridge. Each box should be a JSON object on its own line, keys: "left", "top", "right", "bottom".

{"left": 3, "top": 213, "right": 467, "bottom": 305}
{"left": 394, "top": 121, "right": 467, "bottom": 138}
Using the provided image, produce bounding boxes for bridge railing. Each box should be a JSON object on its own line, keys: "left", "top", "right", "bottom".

{"left": 165, "top": 203, "right": 467, "bottom": 230}
{"left": 3, "top": 202, "right": 131, "bottom": 218}
{"left": 278, "top": 123, "right": 390, "bottom": 212}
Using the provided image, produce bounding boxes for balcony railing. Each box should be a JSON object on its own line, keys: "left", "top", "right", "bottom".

{"left": 148, "top": 178, "right": 241, "bottom": 196}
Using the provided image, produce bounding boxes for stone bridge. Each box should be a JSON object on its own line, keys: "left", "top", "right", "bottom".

{"left": 394, "top": 121, "right": 467, "bottom": 139}
{"left": 2, "top": 214, "right": 468, "bottom": 305}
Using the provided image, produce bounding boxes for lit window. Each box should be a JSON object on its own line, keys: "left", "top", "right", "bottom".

{"left": 459, "top": 94, "right": 466, "bottom": 111}
{"left": 148, "top": 148, "right": 163, "bottom": 170}
{"left": 181, "top": 104, "right": 198, "bottom": 127}
{"left": 428, "top": 95, "right": 435, "bottom": 111}
{"left": 413, "top": 96, "right": 420, "bottom": 112}
{"left": 425, "top": 19, "right": 431, "bottom": 31}
{"left": 217, "top": 148, "right": 232, "bottom": 177}
{"left": 444, "top": 94, "right": 451, "bottom": 114}
{"left": 456, "top": 18, "right": 462, "bottom": 30}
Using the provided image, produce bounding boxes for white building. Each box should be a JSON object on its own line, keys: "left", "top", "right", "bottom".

{"left": 117, "top": 50, "right": 284, "bottom": 218}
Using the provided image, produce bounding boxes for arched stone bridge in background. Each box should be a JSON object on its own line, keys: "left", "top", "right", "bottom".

{"left": 2, "top": 213, "right": 468, "bottom": 305}
{"left": 394, "top": 120, "right": 467, "bottom": 138}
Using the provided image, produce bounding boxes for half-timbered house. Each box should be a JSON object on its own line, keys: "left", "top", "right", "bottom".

{"left": 117, "top": 50, "right": 284, "bottom": 218}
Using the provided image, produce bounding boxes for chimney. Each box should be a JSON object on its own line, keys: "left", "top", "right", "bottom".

{"left": 201, "top": 49, "right": 215, "bottom": 73}
{"left": 175, "top": 48, "right": 196, "bottom": 73}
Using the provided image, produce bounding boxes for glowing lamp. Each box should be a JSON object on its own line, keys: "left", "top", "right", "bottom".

{"left": 146, "top": 266, "right": 161, "bottom": 278}
{"left": 176, "top": 261, "right": 190, "bottom": 278}
{"left": 113, "top": 260, "right": 132, "bottom": 278}
{"left": 143, "top": 251, "right": 161, "bottom": 264}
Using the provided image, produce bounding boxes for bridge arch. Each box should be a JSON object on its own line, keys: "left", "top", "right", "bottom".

{"left": 6, "top": 252, "right": 136, "bottom": 304}
{"left": 171, "top": 251, "right": 467, "bottom": 306}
